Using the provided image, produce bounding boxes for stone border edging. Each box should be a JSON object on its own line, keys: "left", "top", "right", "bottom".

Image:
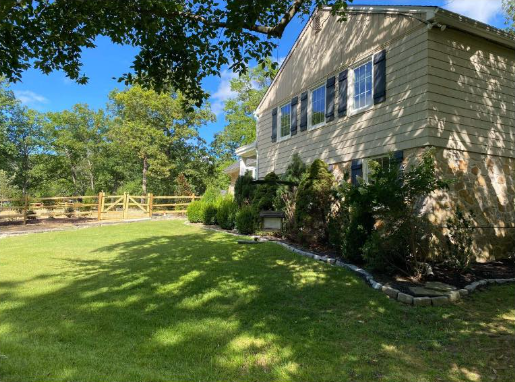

{"left": 274, "top": 241, "right": 515, "bottom": 306}
{"left": 195, "top": 223, "right": 515, "bottom": 307}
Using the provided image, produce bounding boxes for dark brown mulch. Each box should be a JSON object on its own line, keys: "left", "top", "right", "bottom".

{"left": 367, "top": 259, "right": 515, "bottom": 294}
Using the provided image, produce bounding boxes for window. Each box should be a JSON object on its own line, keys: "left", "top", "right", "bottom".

{"left": 363, "top": 156, "right": 392, "bottom": 182}
{"left": 310, "top": 84, "right": 325, "bottom": 128}
{"left": 353, "top": 60, "right": 373, "bottom": 112}
{"left": 279, "top": 103, "right": 291, "bottom": 140}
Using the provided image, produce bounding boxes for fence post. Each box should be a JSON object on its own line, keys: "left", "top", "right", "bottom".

{"left": 123, "top": 192, "right": 128, "bottom": 220}
{"left": 148, "top": 193, "right": 153, "bottom": 218}
{"left": 97, "top": 192, "right": 103, "bottom": 221}
{"left": 22, "top": 194, "right": 29, "bottom": 225}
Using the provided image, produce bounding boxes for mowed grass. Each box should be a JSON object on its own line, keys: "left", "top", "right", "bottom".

{"left": 0, "top": 220, "right": 514, "bottom": 382}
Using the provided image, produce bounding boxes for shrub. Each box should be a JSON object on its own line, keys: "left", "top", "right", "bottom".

{"left": 187, "top": 200, "right": 205, "bottom": 223}
{"left": 201, "top": 185, "right": 221, "bottom": 204}
{"left": 252, "top": 172, "right": 279, "bottom": 215}
{"left": 216, "top": 195, "right": 238, "bottom": 230}
{"left": 294, "top": 159, "right": 335, "bottom": 245}
{"left": 444, "top": 207, "right": 476, "bottom": 271}
{"left": 202, "top": 202, "right": 218, "bottom": 225}
{"left": 235, "top": 206, "right": 256, "bottom": 235}
{"left": 276, "top": 154, "right": 307, "bottom": 235}
{"left": 340, "top": 148, "right": 448, "bottom": 275}
{"left": 234, "top": 171, "right": 255, "bottom": 207}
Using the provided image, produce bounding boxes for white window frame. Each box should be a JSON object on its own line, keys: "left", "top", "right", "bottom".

{"left": 348, "top": 56, "right": 374, "bottom": 116}
{"left": 278, "top": 102, "right": 291, "bottom": 141}
{"left": 308, "top": 82, "right": 326, "bottom": 130}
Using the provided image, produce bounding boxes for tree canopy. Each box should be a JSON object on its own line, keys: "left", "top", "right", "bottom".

{"left": 212, "top": 57, "right": 277, "bottom": 164}
{"left": 0, "top": 79, "right": 220, "bottom": 198}
{"left": 0, "top": 0, "right": 349, "bottom": 103}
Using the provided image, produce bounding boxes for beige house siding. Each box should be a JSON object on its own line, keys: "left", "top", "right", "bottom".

{"left": 426, "top": 28, "right": 515, "bottom": 158}
{"left": 256, "top": 12, "right": 432, "bottom": 178}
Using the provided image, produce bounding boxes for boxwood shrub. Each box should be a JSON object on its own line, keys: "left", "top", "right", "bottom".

{"left": 216, "top": 195, "right": 238, "bottom": 230}
{"left": 235, "top": 206, "right": 255, "bottom": 235}
{"left": 186, "top": 200, "right": 205, "bottom": 223}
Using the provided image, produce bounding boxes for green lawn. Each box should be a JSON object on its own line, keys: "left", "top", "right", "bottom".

{"left": 0, "top": 220, "right": 514, "bottom": 382}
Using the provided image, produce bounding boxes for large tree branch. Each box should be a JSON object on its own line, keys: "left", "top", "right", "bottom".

{"left": 158, "top": 0, "right": 308, "bottom": 38}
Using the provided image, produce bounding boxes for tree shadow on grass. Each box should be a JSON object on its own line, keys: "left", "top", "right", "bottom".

{"left": 0, "top": 226, "right": 514, "bottom": 382}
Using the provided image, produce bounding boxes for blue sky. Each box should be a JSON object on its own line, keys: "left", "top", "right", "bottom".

{"left": 10, "top": 0, "right": 507, "bottom": 143}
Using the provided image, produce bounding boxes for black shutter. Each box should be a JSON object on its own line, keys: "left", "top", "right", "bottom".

{"left": 325, "top": 76, "right": 335, "bottom": 122}
{"left": 271, "top": 108, "right": 277, "bottom": 142}
{"left": 373, "top": 50, "right": 386, "bottom": 104}
{"left": 351, "top": 159, "right": 363, "bottom": 185}
{"left": 290, "top": 96, "right": 298, "bottom": 136}
{"left": 338, "top": 70, "right": 348, "bottom": 118}
{"left": 300, "top": 91, "right": 308, "bottom": 131}
{"left": 393, "top": 150, "right": 404, "bottom": 171}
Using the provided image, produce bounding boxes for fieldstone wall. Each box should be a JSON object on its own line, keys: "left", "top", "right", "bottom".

{"left": 330, "top": 147, "right": 515, "bottom": 261}
{"left": 404, "top": 148, "right": 514, "bottom": 260}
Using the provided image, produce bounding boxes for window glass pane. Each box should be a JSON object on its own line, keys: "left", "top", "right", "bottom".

{"left": 353, "top": 60, "right": 373, "bottom": 111}
{"left": 311, "top": 85, "right": 326, "bottom": 126}
{"left": 280, "top": 104, "right": 290, "bottom": 137}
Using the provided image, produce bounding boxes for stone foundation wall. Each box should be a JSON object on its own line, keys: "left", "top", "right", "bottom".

{"left": 414, "top": 147, "right": 515, "bottom": 261}
{"left": 330, "top": 147, "right": 515, "bottom": 261}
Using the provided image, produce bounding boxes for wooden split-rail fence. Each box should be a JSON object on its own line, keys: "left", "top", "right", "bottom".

{"left": 0, "top": 193, "right": 200, "bottom": 224}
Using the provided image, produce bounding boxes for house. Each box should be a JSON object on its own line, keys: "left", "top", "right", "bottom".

{"left": 251, "top": 5, "right": 515, "bottom": 259}
{"left": 224, "top": 142, "right": 257, "bottom": 193}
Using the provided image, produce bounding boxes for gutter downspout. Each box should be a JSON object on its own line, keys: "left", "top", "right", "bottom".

{"left": 253, "top": 111, "right": 260, "bottom": 180}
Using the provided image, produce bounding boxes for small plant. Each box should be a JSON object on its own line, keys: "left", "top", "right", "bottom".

{"left": 187, "top": 200, "right": 205, "bottom": 223}
{"left": 235, "top": 206, "right": 256, "bottom": 235}
{"left": 64, "top": 206, "right": 75, "bottom": 218}
{"left": 444, "top": 207, "right": 476, "bottom": 271}
{"left": 216, "top": 195, "right": 238, "bottom": 230}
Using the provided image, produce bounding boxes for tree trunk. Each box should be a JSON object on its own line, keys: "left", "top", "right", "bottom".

{"left": 87, "top": 157, "right": 95, "bottom": 191}
{"left": 65, "top": 150, "right": 78, "bottom": 192}
{"left": 142, "top": 156, "right": 148, "bottom": 195}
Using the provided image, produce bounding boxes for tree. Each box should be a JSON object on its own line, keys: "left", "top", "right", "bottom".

{"left": 45, "top": 105, "right": 108, "bottom": 194}
{"left": 212, "top": 58, "right": 278, "bottom": 163}
{"left": 3, "top": 107, "right": 45, "bottom": 195}
{"left": 0, "top": 1, "right": 349, "bottom": 103}
{"left": 108, "top": 85, "right": 214, "bottom": 194}
{"left": 503, "top": 0, "right": 515, "bottom": 34}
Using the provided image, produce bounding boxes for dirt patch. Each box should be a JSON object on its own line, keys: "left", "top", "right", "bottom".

{"left": 0, "top": 217, "right": 98, "bottom": 233}
{"left": 0, "top": 215, "right": 184, "bottom": 236}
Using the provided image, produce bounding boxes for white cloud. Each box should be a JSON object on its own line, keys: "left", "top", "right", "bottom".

{"left": 444, "top": 0, "right": 502, "bottom": 24}
{"left": 13, "top": 90, "right": 49, "bottom": 106}
{"left": 210, "top": 68, "right": 238, "bottom": 116}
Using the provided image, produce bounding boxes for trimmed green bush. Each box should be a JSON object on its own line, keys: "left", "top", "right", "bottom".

{"left": 216, "top": 195, "right": 238, "bottom": 230}
{"left": 186, "top": 200, "right": 205, "bottom": 223}
{"left": 202, "top": 202, "right": 218, "bottom": 225}
{"left": 235, "top": 206, "right": 255, "bottom": 235}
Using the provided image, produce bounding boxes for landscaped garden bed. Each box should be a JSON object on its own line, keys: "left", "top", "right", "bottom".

{"left": 190, "top": 149, "right": 515, "bottom": 306}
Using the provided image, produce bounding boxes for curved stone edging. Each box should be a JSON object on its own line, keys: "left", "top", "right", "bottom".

{"left": 274, "top": 241, "right": 515, "bottom": 306}
{"left": 194, "top": 222, "right": 515, "bottom": 306}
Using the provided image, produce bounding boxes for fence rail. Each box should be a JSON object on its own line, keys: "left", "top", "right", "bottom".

{"left": 0, "top": 193, "right": 200, "bottom": 224}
